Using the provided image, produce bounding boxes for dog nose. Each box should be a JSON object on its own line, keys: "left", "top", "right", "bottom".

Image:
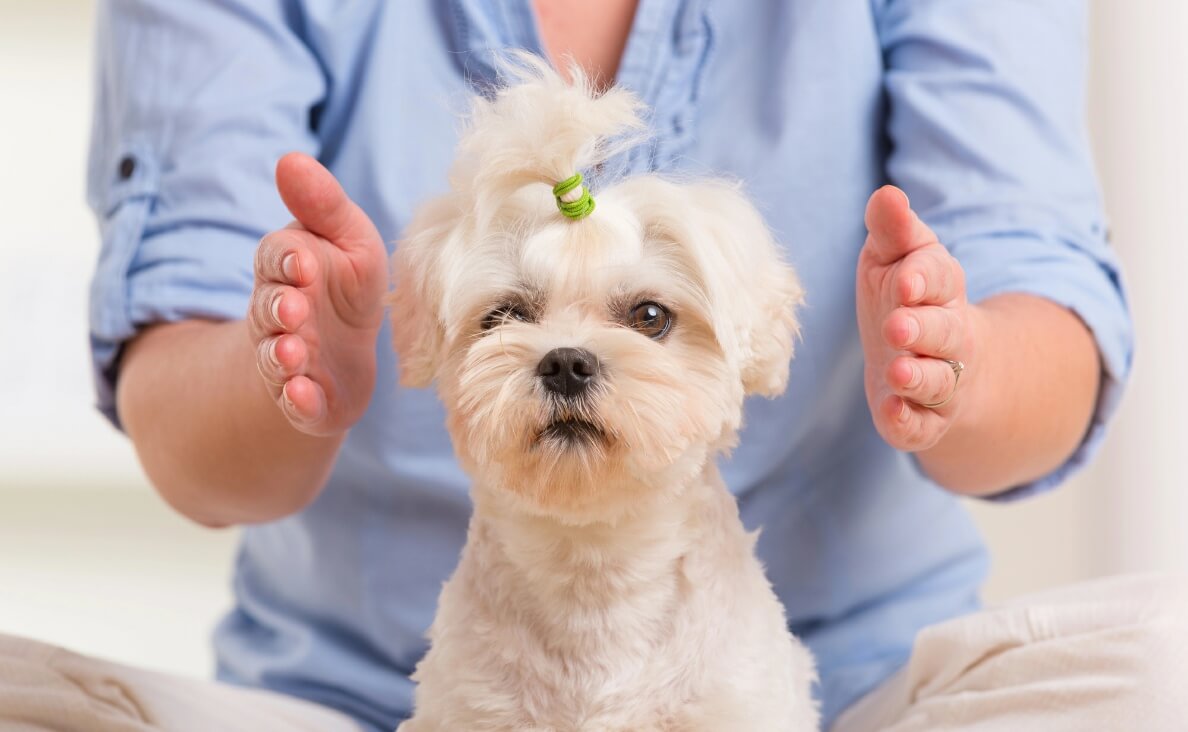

{"left": 537, "top": 348, "right": 598, "bottom": 397}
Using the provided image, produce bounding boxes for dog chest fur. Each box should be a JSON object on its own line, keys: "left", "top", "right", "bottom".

{"left": 399, "top": 466, "right": 816, "bottom": 732}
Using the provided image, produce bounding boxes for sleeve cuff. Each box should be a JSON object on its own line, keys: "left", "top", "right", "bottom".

{"left": 90, "top": 224, "right": 257, "bottom": 430}
{"left": 943, "top": 229, "right": 1133, "bottom": 501}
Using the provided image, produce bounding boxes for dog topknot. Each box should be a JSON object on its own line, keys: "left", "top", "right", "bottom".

{"left": 450, "top": 52, "right": 646, "bottom": 218}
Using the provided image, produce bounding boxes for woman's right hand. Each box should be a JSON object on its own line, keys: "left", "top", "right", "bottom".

{"left": 248, "top": 152, "right": 388, "bottom": 436}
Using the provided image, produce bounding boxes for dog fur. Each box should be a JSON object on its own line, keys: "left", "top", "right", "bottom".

{"left": 390, "top": 56, "right": 818, "bottom": 732}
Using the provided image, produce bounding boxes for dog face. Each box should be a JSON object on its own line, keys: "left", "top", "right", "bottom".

{"left": 391, "top": 177, "right": 802, "bottom": 524}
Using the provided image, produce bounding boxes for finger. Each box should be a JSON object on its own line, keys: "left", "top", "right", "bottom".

{"left": 892, "top": 245, "right": 964, "bottom": 306}
{"left": 248, "top": 284, "right": 309, "bottom": 339}
{"left": 275, "top": 152, "right": 381, "bottom": 250}
{"left": 863, "top": 185, "right": 939, "bottom": 266}
{"left": 255, "top": 334, "right": 308, "bottom": 388}
{"left": 280, "top": 375, "right": 328, "bottom": 428}
{"left": 886, "top": 355, "right": 960, "bottom": 408}
{"left": 878, "top": 394, "right": 948, "bottom": 452}
{"left": 255, "top": 230, "right": 320, "bottom": 287}
{"left": 883, "top": 306, "right": 964, "bottom": 358}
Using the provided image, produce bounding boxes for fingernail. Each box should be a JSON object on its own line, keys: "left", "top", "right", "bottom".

{"left": 898, "top": 399, "right": 911, "bottom": 422}
{"left": 910, "top": 274, "right": 925, "bottom": 302}
{"left": 268, "top": 338, "right": 281, "bottom": 368}
{"left": 905, "top": 316, "right": 921, "bottom": 345}
{"left": 282, "top": 383, "right": 297, "bottom": 412}
{"left": 908, "top": 362, "right": 922, "bottom": 388}
{"left": 282, "top": 253, "right": 299, "bottom": 282}
{"left": 271, "top": 295, "right": 283, "bottom": 326}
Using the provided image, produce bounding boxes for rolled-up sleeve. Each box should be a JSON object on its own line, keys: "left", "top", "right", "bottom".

{"left": 87, "top": 0, "right": 325, "bottom": 428}
{"left": 876, "top": 0, "right": 1132, "bottom": 498}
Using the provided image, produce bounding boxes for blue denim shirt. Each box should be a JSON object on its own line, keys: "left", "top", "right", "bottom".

{"left": 88, "top": 1, "right": 1130, "bottom": 728}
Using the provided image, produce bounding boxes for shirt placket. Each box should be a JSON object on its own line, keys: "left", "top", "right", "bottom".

{"left": 447, "top": 0, "right": 713, "bottom": 182}
{"left": 612, "top": 0, "right": 715, "bottom": 177}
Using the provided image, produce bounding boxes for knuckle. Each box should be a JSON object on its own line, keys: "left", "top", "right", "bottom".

{"left": 919, "top": 309, "right": 951, "bottom": 355}
{"left": 925, "top": 245, "right": 948, "bottom": 267}
{"left": 930, "top": 318, "right": 951, "bottom": 354}
{"left": 933, "top": 261, "right": 951, "bottom": 296}
{"left": 926, "top": 384, "right": 946, "bottom": 405}
{"left": 928, "top": 363, "right": 954, "bottom": 402}
{"left": 253, "top": 239, "right": 272, "bottom": 277}
{"left": 950, "top": 257, "right": 967, "bottom": 290}
{"left": 916, "top": 248, "right": 943, "bottom": 281}
{"left": 935, "top": 251, "right": 963, "bottom": 294}
{"left": 910, "top": 432, "right": 936, "bottom": 452}
{"left": 247, "top": 289, "right": 268, "bottom": 328}
{"left": 909, "top": 371, "right": 931, "bottom": 401}
{"left": 860, "top": 260, "right": 883, "bottom": 293}
{"left": 882, "top": 415, "right": 910, "bottom": 447}
{"left": 252, "top": 283, "right": 274, "bottom": 315}
{"left": 941, "top": 311, "right": 963, "bottom": 354}
{"left": 897, "top": 253, "right": 921, "bottom": 278}
{"left": 910, "top": 245, "right": 936, "bottom": 268}
{"left": 257, "top": 240, "right": 280, "bottom": 279}
{"left": 904, "top": 409, "right": 941, "bottom": 449}
{"left": 901, "top": 418, "right": 929, "bottom": 450}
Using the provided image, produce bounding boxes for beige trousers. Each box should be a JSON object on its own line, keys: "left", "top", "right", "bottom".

{"left": 0, "top": 574, "right": 1184, "bottom": 731}
{"left": 832, "top": 573, "right": 1188, "bottom": 732}
{"left": 0, "top": 634, "right": 361, "bottom": 732}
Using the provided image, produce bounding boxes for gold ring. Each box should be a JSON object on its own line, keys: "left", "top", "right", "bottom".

{"left": 919, "top": 359, "right": 965, "bottom": 409}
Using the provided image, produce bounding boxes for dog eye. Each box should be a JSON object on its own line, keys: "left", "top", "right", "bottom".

{"left": 628, "top": 302, "right": 672, "bottom": 340}
{"left": 481, "top": 304, "right": 533, "bottom": 331}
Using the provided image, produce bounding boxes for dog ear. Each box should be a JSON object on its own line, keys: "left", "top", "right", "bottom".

{"left": 684, "top": 182, "right": 804, "bottom": 398}
{"left": 388, "top": 256, "right": 443, "bottom": 388}
{"left": 388, "top": 198, "right": 460, "bottom": 388}
{"left": 737, "top": 258, "right": 803, "bottom": 397}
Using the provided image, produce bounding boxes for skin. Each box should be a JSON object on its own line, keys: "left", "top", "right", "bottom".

{"left": 858, "top": 186, "right": 1100, "bottom": 495}
{"left": 118, "top": 154, "right": 388, "bottom": 527}
{"left": 116, "top": 5, "right": 1100, "bottom": 527}
{"left": 532, "top": 0, "right": 639, "bottom": 88}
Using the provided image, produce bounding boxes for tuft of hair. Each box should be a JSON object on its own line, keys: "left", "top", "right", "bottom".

{"left": 449, "top": 52, "right": 647, "bottom": 220}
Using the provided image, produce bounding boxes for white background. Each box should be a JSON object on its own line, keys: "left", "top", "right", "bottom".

{"left": 0, "top": 0, "right": 1184, "bottom": 677}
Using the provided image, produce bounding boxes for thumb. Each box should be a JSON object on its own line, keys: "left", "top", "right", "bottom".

{"left": 276, "top": 152, "right": 381, "bottom": 249}
{"left": 863, "top": 185, "right": 937, "bottom": 265}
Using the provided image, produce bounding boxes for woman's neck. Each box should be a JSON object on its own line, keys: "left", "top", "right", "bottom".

{"left": 532, "top": 0, "right": 638, "bottom": 90}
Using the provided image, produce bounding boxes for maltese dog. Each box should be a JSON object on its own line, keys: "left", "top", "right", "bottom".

{"left": 390, "top": 56, "right": 818, "bottom": 732}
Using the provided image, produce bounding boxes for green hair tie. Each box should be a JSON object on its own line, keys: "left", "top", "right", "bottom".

{"left": 553, "top": 172, "right": 596, "bottom": 220}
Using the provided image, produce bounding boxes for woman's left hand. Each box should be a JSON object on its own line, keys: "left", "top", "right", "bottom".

{"left": 856, "top": 186, "right": 981, "bottom": 452}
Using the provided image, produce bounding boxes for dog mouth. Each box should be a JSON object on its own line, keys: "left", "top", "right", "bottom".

{"left": 537, "top": 417, "right": 606, "bottom": 446}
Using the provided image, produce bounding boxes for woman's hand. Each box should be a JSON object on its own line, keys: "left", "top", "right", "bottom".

{"left": 248, "top": 153, "right": 388, "bottom": 436}
{"left": 856, "top": 185, "right": 980, "bottom": 453}
{"left": 118, "top": 155, "right": 386, "bottom": 526}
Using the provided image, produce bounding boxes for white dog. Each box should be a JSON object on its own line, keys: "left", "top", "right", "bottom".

{"left": 390, "top": 57, "right": 818, "bottom": 732}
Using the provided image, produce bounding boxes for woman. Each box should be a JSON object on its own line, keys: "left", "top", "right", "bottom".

{"left": 2, "top": 1, "right": 1181, "bottom": 730}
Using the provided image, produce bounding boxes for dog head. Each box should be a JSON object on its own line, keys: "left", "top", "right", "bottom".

{"left": 390, "top": 56, "right": 803, "bottom": 524}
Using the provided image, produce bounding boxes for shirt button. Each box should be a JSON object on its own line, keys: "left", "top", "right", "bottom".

{"left": 118, "top": 156, "right": 137, "bottom": 180}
